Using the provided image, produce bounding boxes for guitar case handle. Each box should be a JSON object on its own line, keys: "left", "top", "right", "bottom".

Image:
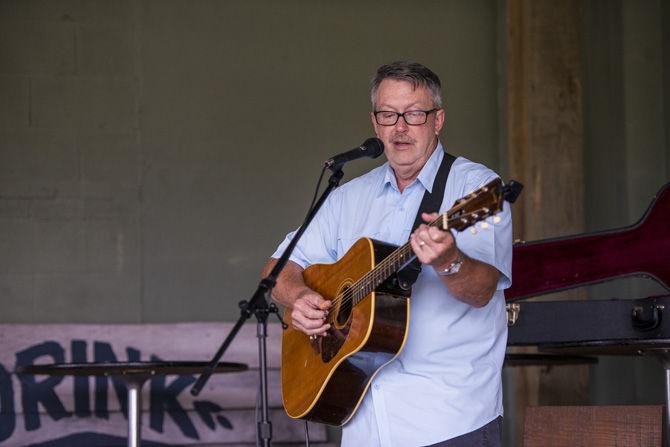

{"left": 632, "top": 303, "right": 664, "bottom": 332}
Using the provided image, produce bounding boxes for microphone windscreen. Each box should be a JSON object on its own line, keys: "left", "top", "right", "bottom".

{"left": 362, "top": 138, "right": 384, "bottom": 158}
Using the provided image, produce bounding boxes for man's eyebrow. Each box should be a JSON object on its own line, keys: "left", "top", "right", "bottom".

{"left": 375, "top": 101, "right": 424, "bottom": 111}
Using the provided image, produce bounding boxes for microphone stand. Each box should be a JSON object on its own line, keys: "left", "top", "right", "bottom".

{"left": 191, "top": 165, "right": 345, "bottom": 447}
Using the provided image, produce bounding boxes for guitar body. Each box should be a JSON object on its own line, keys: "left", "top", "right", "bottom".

{"left": 281, "top": 237, "right": 410, "bottom": 426}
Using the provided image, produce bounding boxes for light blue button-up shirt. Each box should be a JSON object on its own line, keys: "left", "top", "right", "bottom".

{"left": 273, "top": 144, "right": 512, "bottom": 446}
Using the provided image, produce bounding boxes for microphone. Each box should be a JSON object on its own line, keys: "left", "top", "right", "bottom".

{"left": 325, "top": 138, "right": 384, "bottom": 169}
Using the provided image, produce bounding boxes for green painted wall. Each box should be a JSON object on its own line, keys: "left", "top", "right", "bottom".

{"left": 0, "top": 0, "right": 500, "bottom": 323}
{"left": 1, "top": 1, "right": 669, "bottom": 444}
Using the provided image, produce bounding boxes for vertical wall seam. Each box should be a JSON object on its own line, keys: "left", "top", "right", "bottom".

{"left": 133, "top": 0, "right": 145, "bottom": 324}
{"left": 27, "top": 78, "right": 32, "bottom": 127}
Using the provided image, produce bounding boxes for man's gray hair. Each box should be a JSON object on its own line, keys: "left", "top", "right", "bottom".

{"left": 370, "top": 61, "right": 443, "bottom": 110}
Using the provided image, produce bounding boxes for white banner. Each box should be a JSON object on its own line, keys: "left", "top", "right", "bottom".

{"left": 0, "top": 323, "right": 325, "bottom": 446}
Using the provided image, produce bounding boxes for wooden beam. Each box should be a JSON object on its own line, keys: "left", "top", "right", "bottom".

{"left": 506, "top": 0, "right": 587, "bottom": 442}
{"left": 508, "top": 0, "right": 585, "bottom": 241}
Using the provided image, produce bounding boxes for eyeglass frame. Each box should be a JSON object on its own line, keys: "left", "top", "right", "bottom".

{"left": 373, "top": 108, "right": 440, "bottom": 126}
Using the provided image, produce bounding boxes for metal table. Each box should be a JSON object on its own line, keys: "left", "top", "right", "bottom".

{"left": 17, "top": 361, "right": 247, "bottom": 447}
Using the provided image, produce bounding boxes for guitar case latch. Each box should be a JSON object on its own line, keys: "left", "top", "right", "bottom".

{"left": 506, "top": 303, "right": 520, "bottom": 326}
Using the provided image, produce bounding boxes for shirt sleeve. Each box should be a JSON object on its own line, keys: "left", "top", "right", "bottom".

{"left": 449, "top": 165, "right": 513, "bottom": 291}
{"left": 271, "top": 187, "right": 342, "bottom": 268}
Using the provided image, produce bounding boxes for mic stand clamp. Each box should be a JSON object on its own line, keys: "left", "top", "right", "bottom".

{"left": 192, "top": 166, "right": 345, "bottom": 447}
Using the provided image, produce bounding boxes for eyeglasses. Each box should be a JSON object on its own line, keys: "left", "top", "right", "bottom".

{"left": 373, "top": 109, "right": 438, "bottom": 126}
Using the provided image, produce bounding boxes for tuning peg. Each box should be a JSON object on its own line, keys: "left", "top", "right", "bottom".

{"left": 470, "top": 227, "right": 478, "bottom": 235}
{"left": 493, "top": 216, "right": 501, "bottom": 224}
{"left": 480, "top": 222, "right": 490, "bottom": 230}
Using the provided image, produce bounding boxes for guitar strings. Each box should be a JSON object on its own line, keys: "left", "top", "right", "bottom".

{"left": 325, "top": 210, "right": 489, "bottom": 323}
{"left": 330, "top": 213, "right": 445, "bottom": 311}
{"left": 331, "top": 184, "right": 499, "bottom": 309}
{"left": 328, "top": 209, "right": 485, "bottom": 314}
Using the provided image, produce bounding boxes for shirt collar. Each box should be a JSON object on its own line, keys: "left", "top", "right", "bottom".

{"left": 382, "top": 141, "right": 445, "bottom": 193}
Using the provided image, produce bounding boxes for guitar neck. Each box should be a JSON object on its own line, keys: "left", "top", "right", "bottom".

{"left": 350, "top": 242, "right": 416, "bottom": 307}
{"left": 348, "top": 177, "right": 511, "bottom": 305}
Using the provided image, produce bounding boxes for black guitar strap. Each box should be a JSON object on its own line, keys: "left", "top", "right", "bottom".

{"left": 411, "top": 150, "right": 457, "bottom": 234}
{"left": 395, "top": 149, "right": 456, "bottom": 289}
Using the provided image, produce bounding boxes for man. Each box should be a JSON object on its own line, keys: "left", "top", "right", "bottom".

{"left": 263, "top": 61, "right": 512, "bottom": 447}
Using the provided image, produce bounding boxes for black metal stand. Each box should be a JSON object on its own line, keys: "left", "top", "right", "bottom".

{"left": 192, "top": 167, "right": 344, "bottom": 447}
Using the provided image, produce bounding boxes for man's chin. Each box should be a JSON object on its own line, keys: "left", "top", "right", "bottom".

{"left": 388, "top": 156, "right": 420, "bottom": 170}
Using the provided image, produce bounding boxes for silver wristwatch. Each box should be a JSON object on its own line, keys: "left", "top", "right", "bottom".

{"left": 437, "top": 251, "right": 464, "bottom": 276}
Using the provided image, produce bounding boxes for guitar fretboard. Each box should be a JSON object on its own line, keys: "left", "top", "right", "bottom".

{"left": 334, "top": 178, "right": 503, "bottom": 308}
{"left": 345, "top": 217, "right": 447, "bottom": 307}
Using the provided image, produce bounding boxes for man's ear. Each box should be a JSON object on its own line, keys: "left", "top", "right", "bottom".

{"left": 434, "top": 108, "right": 445, "bottom": 135}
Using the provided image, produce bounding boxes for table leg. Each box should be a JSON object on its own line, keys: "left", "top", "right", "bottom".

{"left": 664, "top": 359, "right": 670, "bottom": 447}
{"left": 656, "top": 352, "right": 670, "bottom": 447}
{"left": 125, "top": 376, "right": 150, "bottom": 447}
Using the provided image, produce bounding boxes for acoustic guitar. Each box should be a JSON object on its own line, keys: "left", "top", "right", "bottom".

{"left": 281, "top": 177, "right": 522, "bottom": 426}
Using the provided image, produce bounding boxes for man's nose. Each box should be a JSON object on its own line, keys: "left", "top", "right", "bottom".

{"left": 394, "top": 115, "right": 409, "bottom": 131}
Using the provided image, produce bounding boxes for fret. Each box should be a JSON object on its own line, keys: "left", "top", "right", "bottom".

{"left": 347, "top": 213, "right": 448, "bottom": 307}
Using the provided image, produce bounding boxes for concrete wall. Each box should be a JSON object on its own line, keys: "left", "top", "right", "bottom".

{"left": 0, "top": 0, "right": 501, "bottom": 324}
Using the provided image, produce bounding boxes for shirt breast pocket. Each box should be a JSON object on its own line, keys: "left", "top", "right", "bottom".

{"left": 336, "top": 233, "right": 384, "bottom": 260}
{"left": 336, "top": 229, "right": 412, "bottom": 264}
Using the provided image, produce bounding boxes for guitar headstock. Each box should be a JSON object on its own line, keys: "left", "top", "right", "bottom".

{"left": 436, "top": 178, "right": 523, "bottom": 232}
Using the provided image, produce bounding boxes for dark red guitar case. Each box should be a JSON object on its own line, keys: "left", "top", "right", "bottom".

{"left": 506, "top": 182, "right": 670, "bottom": 301}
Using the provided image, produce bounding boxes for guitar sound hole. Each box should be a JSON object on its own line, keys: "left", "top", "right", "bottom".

{"left": 336, "top": 286, "right": 353, "bottom": 327}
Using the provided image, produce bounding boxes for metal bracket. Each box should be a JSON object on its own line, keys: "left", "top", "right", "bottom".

{"left": 506, "top": 303, "right": 521, "bottom": 326}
